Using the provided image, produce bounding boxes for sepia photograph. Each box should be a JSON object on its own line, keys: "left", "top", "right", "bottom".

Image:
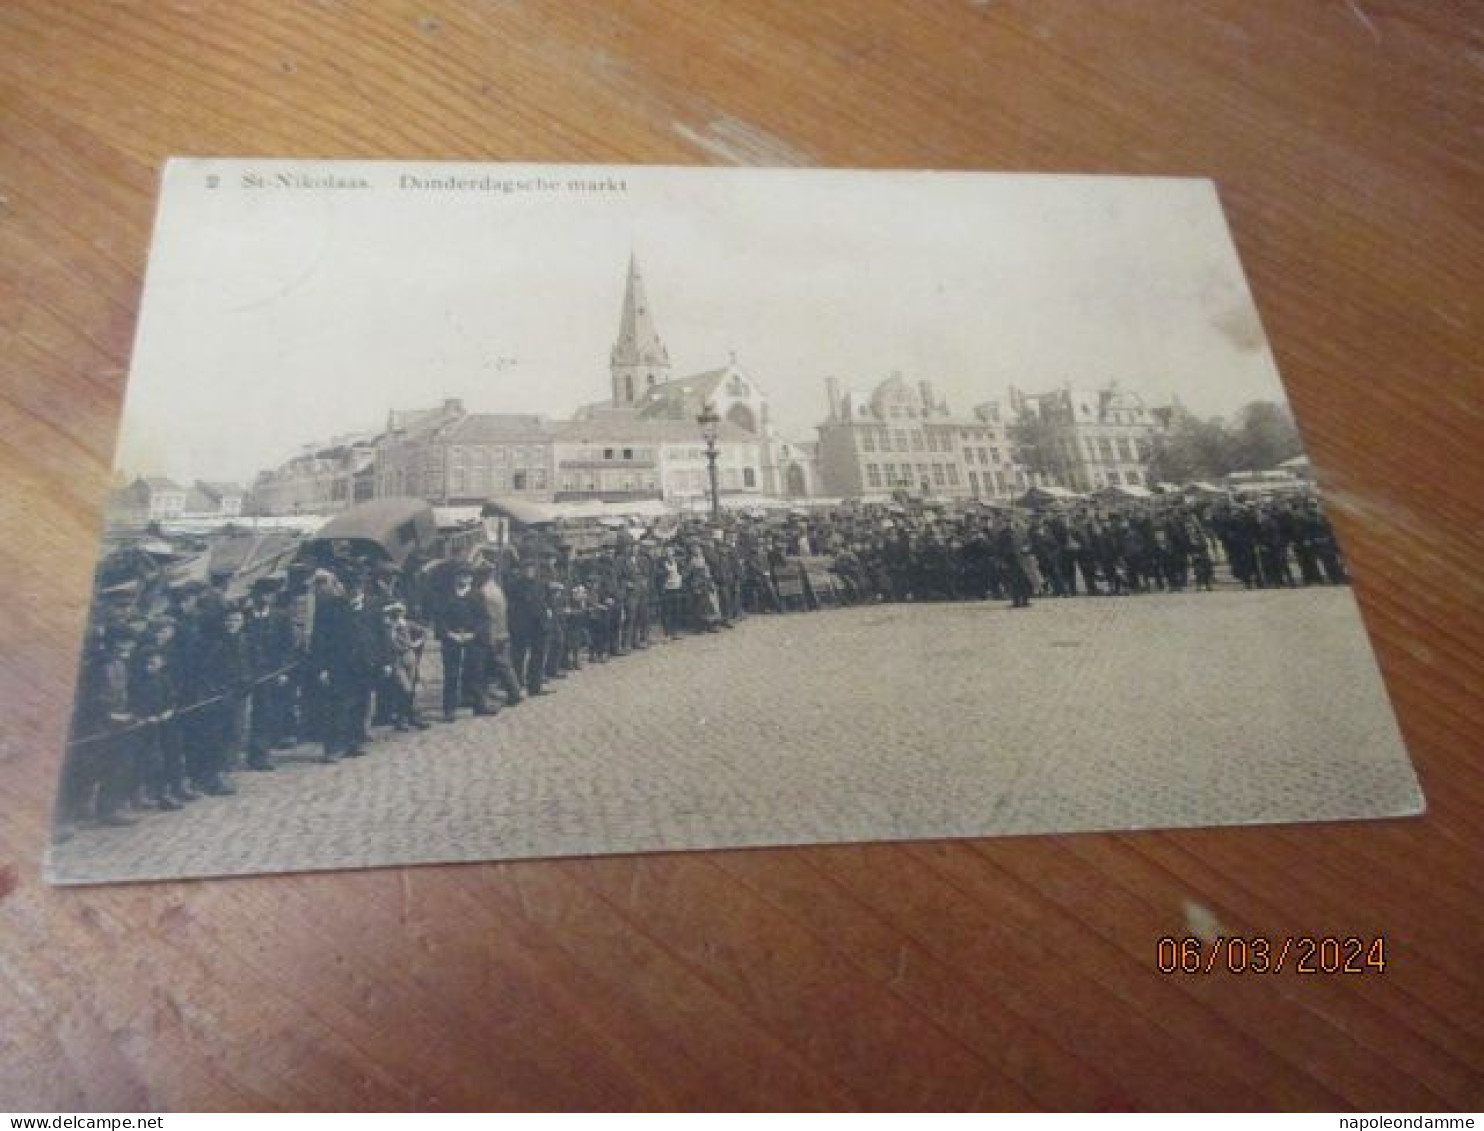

{"left": 47, "top": 158, "right": 1423, "bottom": 885}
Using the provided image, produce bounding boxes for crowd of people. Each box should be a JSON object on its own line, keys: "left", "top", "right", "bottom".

{"left": 60, "top": 491, "right": 1346, "bottom": 835}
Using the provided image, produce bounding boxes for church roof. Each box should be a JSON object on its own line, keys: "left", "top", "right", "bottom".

{"left": 652, "top": 368, "right": 728, "bottom": 397}
{"left": 637, "top": 368, "right": 730, "bottom": 419}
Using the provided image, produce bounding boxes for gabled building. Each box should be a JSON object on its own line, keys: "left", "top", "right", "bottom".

{"left": 375, "top": 398, "right": 552, "bottom": 505}
{"left": 569, "top": 255, "right": 810, "bottom": 503}
{"left": 250, "top": 438, "right": 377, "bottom": 516}
{"left": 432, "top": 412, "right": 553, "bottom": 504}
{"left": 1008, "top": 382, "right": 1164, "bottom": 493}
{"left": 186, "top": 480, "right": 245, "bottom": 517}
{"left": 105, "top": 476, "right": 188, "bottom": 525}
{"left": 815, "top": 374, "right": 1019, "bottom": 500}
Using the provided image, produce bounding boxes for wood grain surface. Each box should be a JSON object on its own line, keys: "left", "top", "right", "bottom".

{"left": 2, "top": 0, "right": 1481, "bottom": 1111}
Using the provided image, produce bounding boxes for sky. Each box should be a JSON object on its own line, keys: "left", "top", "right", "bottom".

{"left": 116, "top": 159, "right": 1290, "bottom": 485}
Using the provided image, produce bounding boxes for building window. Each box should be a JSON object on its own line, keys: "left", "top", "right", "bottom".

{"left": 946, "top": 464, "right": 960, "bottom": 487}
{"left": 513, "top": 471, "right": 527, "bottom": 491}
{"left": 910, "top": 431, "right": 925, "bottom": 452}
{"left": 969, "top": 471, "right": 980, "bottom": 495}
{"left": 931, "top": 464, "right": 946, "bottom": 487}
{"left": 623, "top": 448, "right": 633, "bottom": 460}
{"left": 743, "top": 467, "right": 756, "bottom": 488}
{"left": 1126, "top": 469, "right": 1141, "bottom": 485}
{"left": 1116, "top": 438, "right": 1133, "bottom": 461}
{"left": 867, "top": 464, "right": 882, "bottom": 489}
{"left": 861, "top": 430, "right": 876, "bottom": 453}
{"left": 1098, "top": 437, "right": 1115, "bottom": 461}
{"left": 988, "top": 446, "right": 999, "bottom": 464}
{"left": 450, "top": 469, "right": 465, "bottom": 494}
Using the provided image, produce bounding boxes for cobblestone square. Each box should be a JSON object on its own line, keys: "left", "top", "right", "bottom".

{"left": 48, "top": 587, "right": 1421, "bottom": 884}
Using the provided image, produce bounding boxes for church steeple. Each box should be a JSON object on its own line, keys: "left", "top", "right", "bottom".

{"left": 610, "top": 253, "right": 671, "bottom": 406}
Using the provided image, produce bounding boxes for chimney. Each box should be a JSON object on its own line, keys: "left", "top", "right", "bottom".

{"left": 919, "top": 380, "right": 936, "bottom": 416}
{"left": 825, "top": 377, "right": 842, "bottom": 422}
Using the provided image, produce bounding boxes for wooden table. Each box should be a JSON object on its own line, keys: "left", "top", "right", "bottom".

{"left": 2, "top": 0, "right": 1480, "bottom": 1110}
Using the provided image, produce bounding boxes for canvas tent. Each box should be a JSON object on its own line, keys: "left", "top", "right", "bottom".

{"left": 1013, "top": 485, "right": 1085, "bottom": 509}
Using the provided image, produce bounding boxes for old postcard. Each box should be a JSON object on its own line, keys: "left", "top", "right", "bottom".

{"left": 47, "top": 159, "right": 1423, "bottom": 884}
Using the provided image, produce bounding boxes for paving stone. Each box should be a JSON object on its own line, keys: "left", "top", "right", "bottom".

{"left": 46, "top": 588, "right": 1421, "bottom": 884}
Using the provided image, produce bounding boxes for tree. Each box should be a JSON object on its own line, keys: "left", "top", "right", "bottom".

{"left": 1008, "top": 413, "right": 1067, "bottom": 485}
{"left": 1228, "top": 401, "right": 1303, "bottom": 472}
{"left": 1146, "top": 410, "right": 1235, "bottom": 483}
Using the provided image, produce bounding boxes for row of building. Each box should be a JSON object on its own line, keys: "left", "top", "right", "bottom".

{"left": 115, "top": 256, "right": 1171, "bottom": 523}
{"left": 108, "top": 477, "right": 248, "bottom": 524}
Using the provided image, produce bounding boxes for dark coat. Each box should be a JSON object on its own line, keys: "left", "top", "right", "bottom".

{"left": 245, "top": 605, "right": 296, "bottom": 677}
{"left": 196, "top": 628, "right": 252, "bottom": 697}
{"left": 436, "top": 592, "right": 488, "bottom": 644}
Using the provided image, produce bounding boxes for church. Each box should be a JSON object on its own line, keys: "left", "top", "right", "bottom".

{"left": 328, "top": 256, "right": 817, "bottom": 513}
{"left": 567, "top": 254, "right": 816, "bottom": 503}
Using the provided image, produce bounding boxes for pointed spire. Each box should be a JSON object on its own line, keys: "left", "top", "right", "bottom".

{"left": 611, "top": 253, "right": 670, "bottom": 405}
{"left": 612, "top": 253, "right": 667, "bottom": 366}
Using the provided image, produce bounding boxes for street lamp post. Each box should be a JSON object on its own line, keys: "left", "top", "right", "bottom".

{"left": 697, "top": 401, "right": 722, "bottom": 519}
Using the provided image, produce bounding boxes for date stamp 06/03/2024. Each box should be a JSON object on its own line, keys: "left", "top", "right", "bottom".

{"left": 1156, "top": 936, "right": 1389, "bottom": 976}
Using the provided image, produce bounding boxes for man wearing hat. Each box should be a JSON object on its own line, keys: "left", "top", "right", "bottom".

{"left": 366, "top": 561, "right": 402, "bottom": 725}
{"left": 60, "top": 623, "right": 140, "bottom": 829}
{"left": 472, "top": 558, "right": 522, "bottom": 713}
{"left": 192, "top": 603, "right": 252, "bottom": 793}
{"left": 1304, "top": 497, "right": 1347, "bottom": 585}
{"left": 307, "top": 568, "right": 370, "bottom": 760}
{"left": 245, "top": 576, "right": 295, "bottom": 770}
{"left": 507, "top": 557, "right": 554, "bottom": 695}
{"left": 630, "top": 536, "right": 656, "bottom": 650}
{"left": 709, "top": 530, "right": 740, "bottom": 627}
{"left": 379, "top": 600, "right": 429, "bottom": 730}
{"left": 434, "top": 564, "right": 486, "bottom": 722}
{"left": 129, "top": 642, "right": 182, "bottom": 810}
